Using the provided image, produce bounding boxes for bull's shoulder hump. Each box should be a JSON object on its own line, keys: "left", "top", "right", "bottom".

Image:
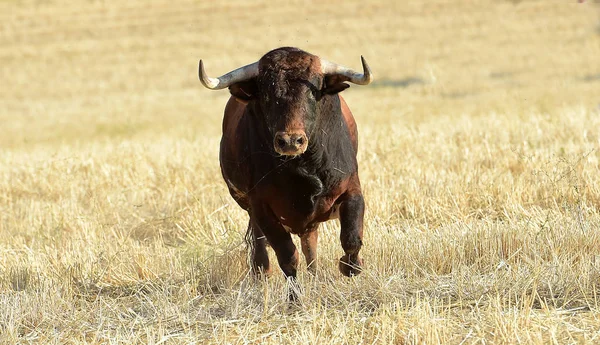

{"left": 222, "top": 96, "right": 248, "bottom": 133}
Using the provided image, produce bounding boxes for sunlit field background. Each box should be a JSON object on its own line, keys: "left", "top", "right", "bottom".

{"left": 1, "top": 0, "right": 600, "bottom": 343}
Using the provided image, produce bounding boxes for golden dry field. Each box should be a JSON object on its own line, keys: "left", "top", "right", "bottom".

{"left": 1, "top": 0, "right": 600, "bottom": 343}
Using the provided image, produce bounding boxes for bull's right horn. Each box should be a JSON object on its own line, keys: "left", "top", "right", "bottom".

{"left": 320, "top": 56, "right": 373, "bottom": 85}
{"left": 198, "top": 60, "right": 259, "bottom": 90}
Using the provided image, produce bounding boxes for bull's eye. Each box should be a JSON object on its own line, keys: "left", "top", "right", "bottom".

{"left": 312, "top": 89, "right": 321, "bottom": 100}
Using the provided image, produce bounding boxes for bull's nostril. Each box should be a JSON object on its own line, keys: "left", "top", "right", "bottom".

{"left": 296, "top": 137, "right": 304, "bottom": 146}
{"left": 276, "top": 138, "right": 287, "bottom": 148}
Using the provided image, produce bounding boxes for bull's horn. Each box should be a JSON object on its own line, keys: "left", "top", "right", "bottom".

{"left": 198, "top": 60, "right": 259, "bottom": 90}
{"left": 320, "top": 56, "right": 373, "bottom": 85}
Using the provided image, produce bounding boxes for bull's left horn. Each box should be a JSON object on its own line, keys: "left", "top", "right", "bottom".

{"left": 198, "top": 60, "right": 259, "bottom": 90}
{"left": 320, "top": 56, "right": 373, "bottom": 85}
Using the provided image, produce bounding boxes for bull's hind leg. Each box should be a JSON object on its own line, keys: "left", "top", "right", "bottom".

{"left": 338, "top": 187, "right": 364, "bottom": 277}
{"left": 300, "top": 226, "right": 319, "bottom": 274}
{"left": 248, "top": 219, "right": 271, "bottom": 277}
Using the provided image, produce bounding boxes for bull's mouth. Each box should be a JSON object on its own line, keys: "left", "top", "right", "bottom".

{"left": 273, "top": 131, "right": 308, "bottom": 156}
{"left": 275, "top": 146, "right": 307, "bottom": 156}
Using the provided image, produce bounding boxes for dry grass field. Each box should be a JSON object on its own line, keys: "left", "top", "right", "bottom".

{"left": 1, "top": 0, "right": 600, "bottom": 343}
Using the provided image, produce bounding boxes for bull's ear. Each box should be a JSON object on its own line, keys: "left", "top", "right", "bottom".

{"left": 229, "top": 79, "right": 258, "bottom": 101}
{"left": 323, "top": 82, "right": 350, "bottom": 95}
{"left": 322, "top": 75, "right": 350, "bottom": 95}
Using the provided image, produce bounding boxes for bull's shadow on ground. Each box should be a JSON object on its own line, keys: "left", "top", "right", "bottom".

{"left": 369, "top": 77, "right": 426, "bottom": 89}
{"left": 582, "top": 74, "right": 600, "bottom": 83}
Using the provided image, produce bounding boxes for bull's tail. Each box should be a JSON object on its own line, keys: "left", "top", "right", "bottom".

{"left": 244, "top": 220, "right": 255, "bottom": 265}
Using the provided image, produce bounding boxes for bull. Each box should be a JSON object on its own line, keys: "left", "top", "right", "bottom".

{"left": 198, "top": 47, "right": 372, "bottom": 298}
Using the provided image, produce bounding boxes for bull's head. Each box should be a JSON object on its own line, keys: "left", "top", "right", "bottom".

{"left": 198, "top": 48, "right": 372, "bottom": 156}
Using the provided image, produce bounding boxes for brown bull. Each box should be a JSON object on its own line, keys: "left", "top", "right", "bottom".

{"left": 198, "top": 47, "right": 372, "bottom": 298}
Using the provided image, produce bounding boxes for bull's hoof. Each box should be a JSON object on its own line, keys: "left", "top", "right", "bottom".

{"left": 339, "top": 255, "right": 363, "bottom": 277}
{"left": 251, "top": 265, "right": 272, "bottom": 279}
{"left": 306, "top": 261, "right": 318, "bottom": 276}
{"left": 286, "top": 277, "right": 302, "bottom": 302}
{"left": 251, "top": 250, "right": 272, "bottom": 279}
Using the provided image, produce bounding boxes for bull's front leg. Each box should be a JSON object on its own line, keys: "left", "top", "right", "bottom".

{"left": 251, "top": 201, "right": 300, "bottom": 300}
{"left": 338, "top": 184, "right": 364, "bottom": 277}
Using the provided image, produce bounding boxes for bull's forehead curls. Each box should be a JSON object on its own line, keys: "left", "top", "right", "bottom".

{"left": 257, "top": 49, "right": 323, "bottom": 99}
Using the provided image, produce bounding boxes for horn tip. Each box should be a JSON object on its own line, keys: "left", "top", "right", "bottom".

{"left": 198, "top": 59, "right": 203, "bottom": 80}
{"left": 198, "top": 59, "right": 220, "bottom": 89}
{"left": 360, "top": 56, "right": 373, "bottom": 84}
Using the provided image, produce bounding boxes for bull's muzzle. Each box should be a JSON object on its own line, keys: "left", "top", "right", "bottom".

{"left": 274, "top": 131, "right": 308, "bottom": 156}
